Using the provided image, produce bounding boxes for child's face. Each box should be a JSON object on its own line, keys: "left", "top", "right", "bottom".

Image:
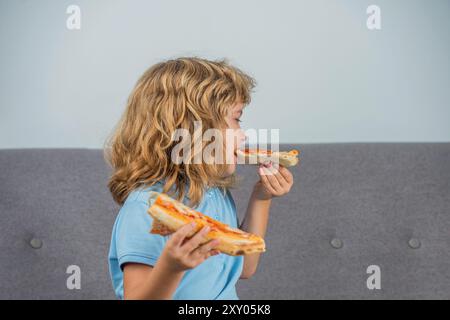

{"left": 222, "top": 102, "right": 246, "bottom": 177}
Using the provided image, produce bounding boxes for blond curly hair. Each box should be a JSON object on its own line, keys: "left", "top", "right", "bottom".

{"left": 104, "top": 56, "right": 256, "bottom": 207}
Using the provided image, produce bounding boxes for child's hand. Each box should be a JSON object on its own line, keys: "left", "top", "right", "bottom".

{"left": 160, "top": 223, "right": 220, "bottom": 273}
{"left": 253, "top": 161, "right": 294, "bottom": 200}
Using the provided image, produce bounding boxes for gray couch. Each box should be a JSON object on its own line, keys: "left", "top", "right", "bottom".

{"left": 1, "top": 143, "right": 449, "bottom": 299}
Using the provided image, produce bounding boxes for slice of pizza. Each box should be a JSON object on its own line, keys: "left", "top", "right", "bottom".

{"left": 236, "top": 148, "right": 299, "bottom": 167}
{"left": 147, "top": 191, "right": 266, "bottom": 256}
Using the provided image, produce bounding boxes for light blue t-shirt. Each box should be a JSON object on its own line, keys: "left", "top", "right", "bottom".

{"left": 108, "top": 181, "right": 244, "bottom": 300}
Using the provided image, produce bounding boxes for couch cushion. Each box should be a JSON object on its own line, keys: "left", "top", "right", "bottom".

{"left": 0, "top": 149, "right": 118, "bottom": 299}
{"left": 0, "top": 144, "right": 449, "bottom": 299}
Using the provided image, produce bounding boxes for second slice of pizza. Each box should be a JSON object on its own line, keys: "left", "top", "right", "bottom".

{"left": 147, "top": 191, "right": 266, "bottom": 256}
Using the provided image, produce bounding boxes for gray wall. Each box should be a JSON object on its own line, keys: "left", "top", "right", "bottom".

{"left": 1, "top": 0, "right": 449, "bottom": 148}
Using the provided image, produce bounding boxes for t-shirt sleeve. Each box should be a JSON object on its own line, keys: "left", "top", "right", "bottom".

{"left": 115, "top": 200, "right": 167, "bottom": 269}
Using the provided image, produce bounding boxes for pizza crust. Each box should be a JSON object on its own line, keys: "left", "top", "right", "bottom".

{"left": 236, "top": 149, "right": 299, "bottom": 167}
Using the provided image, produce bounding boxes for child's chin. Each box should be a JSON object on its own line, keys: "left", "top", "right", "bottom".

{"left": 223, "top": 164, "right": 236, "bottom": 177}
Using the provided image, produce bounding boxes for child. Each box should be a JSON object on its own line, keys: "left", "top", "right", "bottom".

{"left": 104, "top": 57, "right": 294, "bottom": 300}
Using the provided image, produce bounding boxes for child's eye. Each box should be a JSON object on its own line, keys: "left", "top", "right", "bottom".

{"left": 235, "top": 118, "right": 242, "bottom": 123}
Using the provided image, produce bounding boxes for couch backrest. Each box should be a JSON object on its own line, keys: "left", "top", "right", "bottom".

{"left": 0, "top": 144, "right": 449, "bottom": 299}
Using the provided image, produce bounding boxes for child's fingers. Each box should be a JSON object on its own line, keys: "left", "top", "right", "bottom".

{"left": 210, "top": 249, "right": 220, "bottom": 256}
{"left": 170, "top": 221, "right": 196, "bottom": 247}
{"left": 261, "top": 165, "right": 283, "bottom": 191}
{"left": 270, "top": 161, "right": 280, "bottom": 172}
{"left": 181, "top": 225, "right": 210, "bottom": 253}
{"left": 259, "top": 166, "right": 278, "bottom": 194}
{"left": 278, "top": 166, "right": 294, "bottom": 184}
{"left": 265, "top": 163, "right": 289, "bottom": 188}
{"left": 191, "top": 239, "right": 220, "bottom": 259}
